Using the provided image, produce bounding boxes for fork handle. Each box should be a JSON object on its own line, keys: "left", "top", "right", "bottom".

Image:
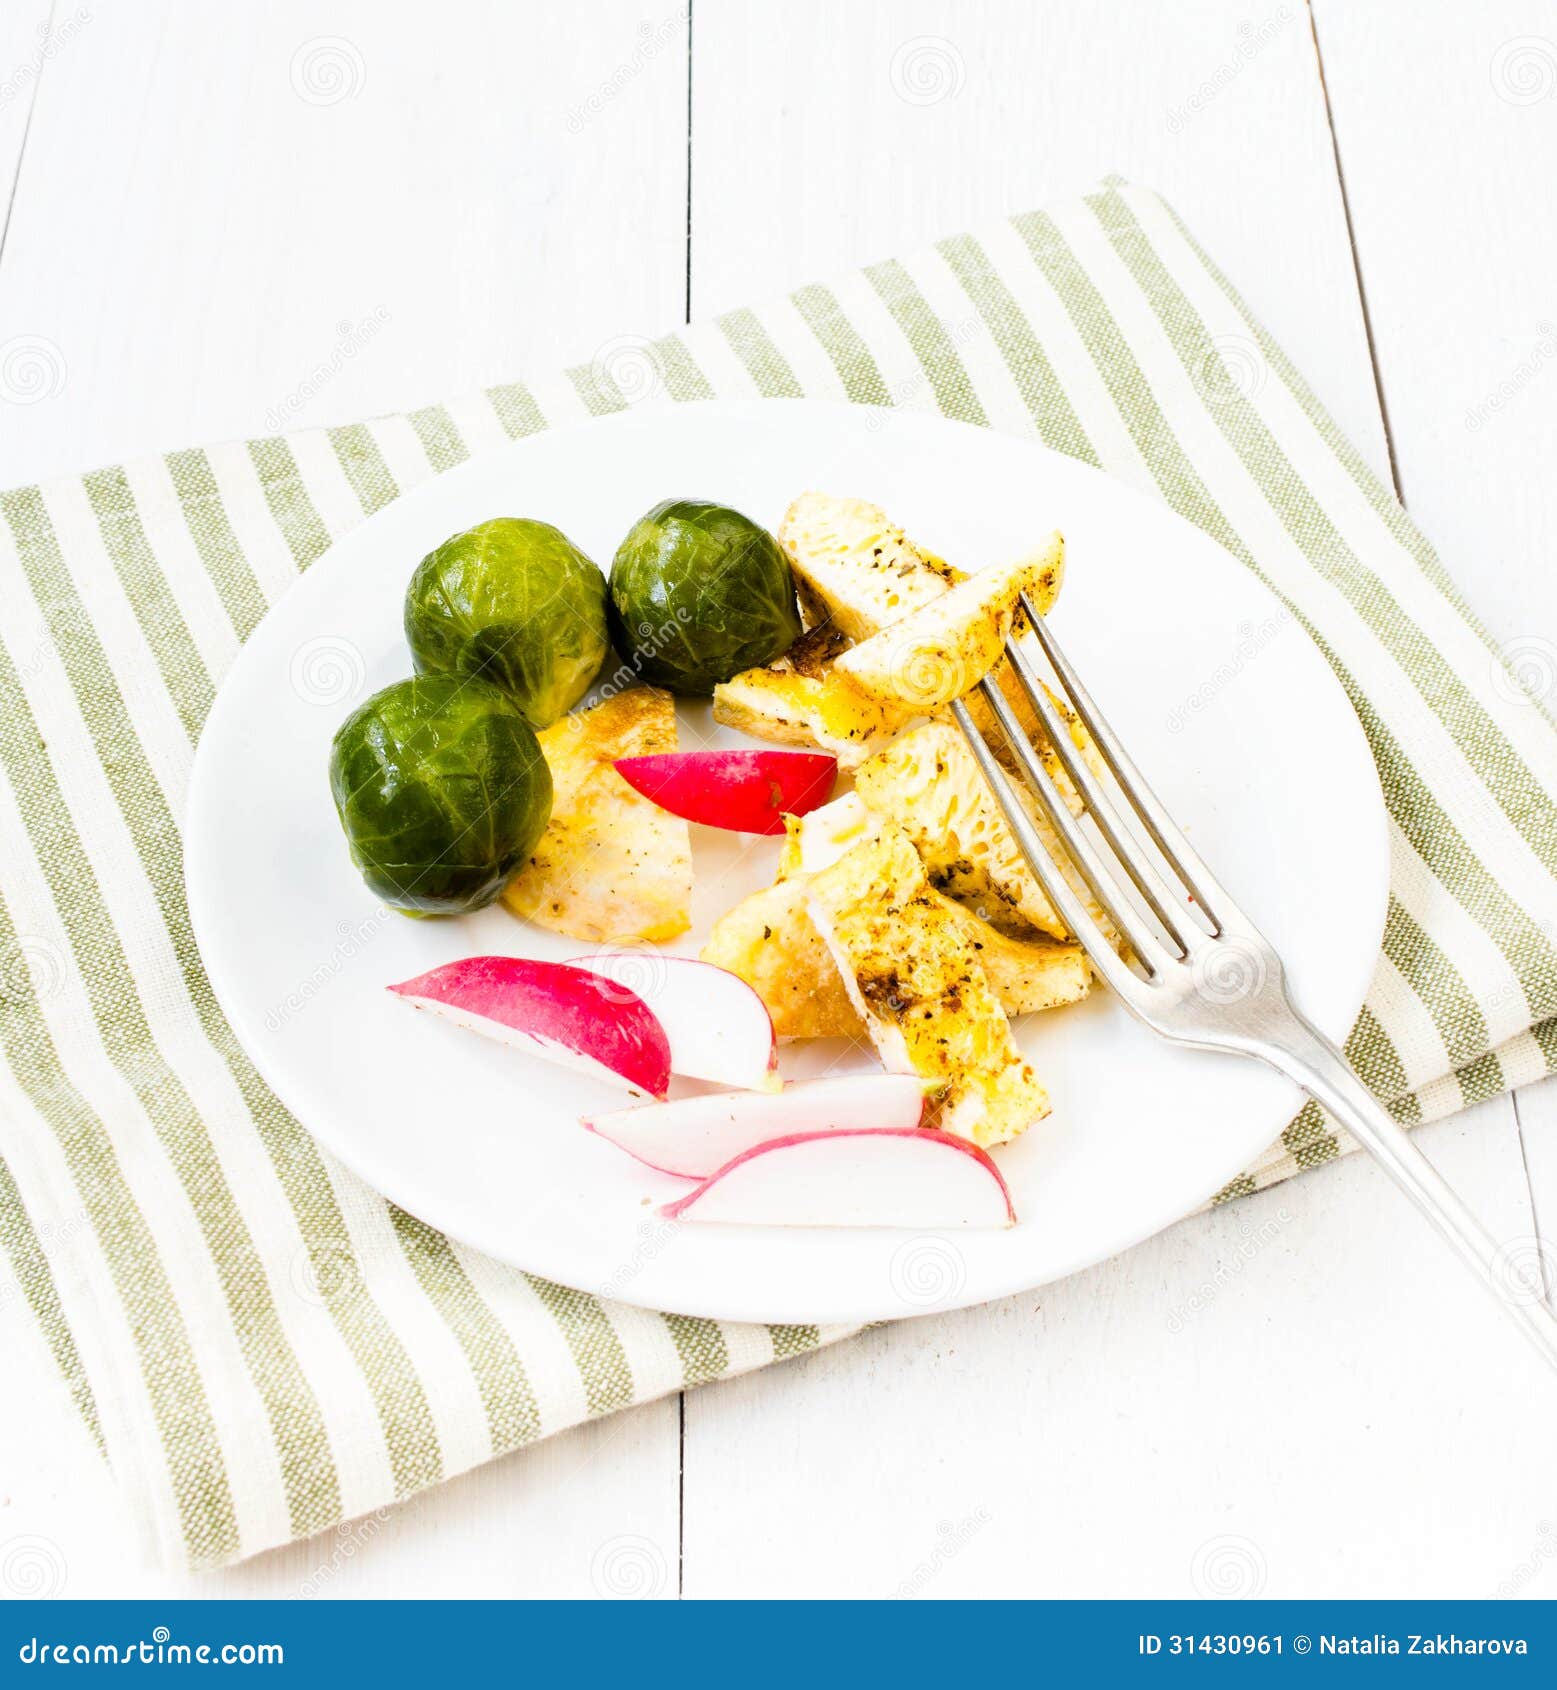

{"left": 1260, "top": 1015, "right": 1557, "bottom": 1374}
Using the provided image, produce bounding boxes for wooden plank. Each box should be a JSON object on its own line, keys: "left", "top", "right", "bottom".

{"left": 0, "top": 0, "right": 691, "bottom": 486}
{"left": 682, "top": 0, "right": 1546, "bottom": 1598}
{"left": 1311, "top": 0, "right": 1557, "bottom": 641}
{"left": 0, "top": 0, "right": 687, "bottom": 1595}
{"left": 690, "top": 0, "right": 1390, "bottom": 479}
{"left": 0, "top": 0, "right": 57, "bottom": 210}
{"left": 1314, "top": 0, "right": 1557, "bottom": 1384}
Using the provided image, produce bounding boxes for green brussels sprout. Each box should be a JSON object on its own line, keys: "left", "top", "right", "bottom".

{"left": 329, "top": 674, "right": 552, "bottom": 916}
{"left": 405, "top": 517, "right": 610, "bottom": 728}
{"left": 607, "top": 499, "right": 802, "bottom": 696}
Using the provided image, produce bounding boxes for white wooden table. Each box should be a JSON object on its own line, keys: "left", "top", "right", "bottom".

{"left": 2, "top": 0, "right": 1556, "bottom": 1600}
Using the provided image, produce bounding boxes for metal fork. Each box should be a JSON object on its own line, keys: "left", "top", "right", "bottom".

{"left": 953, "top": 594, "right": 1557, "bottom": 1373}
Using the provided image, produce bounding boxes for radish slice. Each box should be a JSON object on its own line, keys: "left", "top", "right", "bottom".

{"left": 662, "top": 1128, "right": 1016, "bottom": 1229}
{"left": 388, "top": 956, "right": 671, "bottom": 1098}
{"left": 613, "top": 750, "right": 837, "bottom": 835}
{"left": 583, "top": 1074, "right": 931, "bottom": 1179}
{"left": 568, "top": 953, "right": 778, "bottom": 1092}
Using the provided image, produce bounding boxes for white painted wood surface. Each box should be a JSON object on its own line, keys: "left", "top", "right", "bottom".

{"left": 1, "top": 0, "right": 1554, "bottom": 1599}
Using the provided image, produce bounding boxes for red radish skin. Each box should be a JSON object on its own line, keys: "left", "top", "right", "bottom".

{"left": 388, "top": 956, "right": 671, "bottom": 1098}
{"left": 661, "top": 1127, "right": 1017, "bottom": 1228}
{"left": 582, "top": 1073, "right": 931, "bottom": 1179}
{"left": 566, "top": 953, "right": 778, "bottom": 1092}
{"left": 613, "top": 750, "right": 837, "bottom": 835}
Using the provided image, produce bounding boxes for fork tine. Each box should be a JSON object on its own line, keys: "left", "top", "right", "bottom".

{"left": 1020, "top": 593, "right": 1234, "bottom": 930}
{"left": 999, "top": 633, "right": 1202, "bottom": 955}
{"left": 950, "top": 698, "right": 1148, "bottom": 1003}
{"left": 958, "top": 682, "right": 1174, "bottom": 979}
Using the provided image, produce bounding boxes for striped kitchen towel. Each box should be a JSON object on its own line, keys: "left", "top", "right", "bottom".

{"left": 2, "top": 177, "right": 1555, "bottom": 1572}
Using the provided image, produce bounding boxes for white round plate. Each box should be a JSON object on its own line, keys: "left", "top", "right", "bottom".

{"left": 186, "top": 400, "right": 1387, "bottom": 1325}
